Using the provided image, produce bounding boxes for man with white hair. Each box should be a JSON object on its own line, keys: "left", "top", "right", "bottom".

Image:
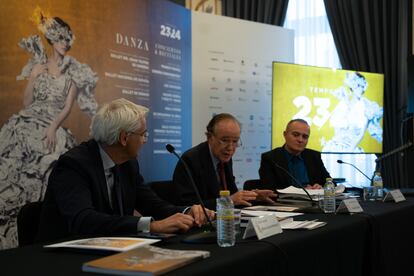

{"left": 172, "top": 113, "right": 276, "bottom": 210}
{"left": 37, "top": 98, "right": 213, "bottom": 243}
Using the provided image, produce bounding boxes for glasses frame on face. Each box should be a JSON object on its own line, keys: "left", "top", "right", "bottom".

{"left": 128, "top": 129, "right": 149, "bottom": 142}
{"left": 211, "top": 132, "right": 242, "bottom": 148}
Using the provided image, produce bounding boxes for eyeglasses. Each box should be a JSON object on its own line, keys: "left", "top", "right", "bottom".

{"left": 128, "top": 129, "right": 149, "bottom": 142}
{"left": 211, "top": 133, "right": 242, "bottom": 148}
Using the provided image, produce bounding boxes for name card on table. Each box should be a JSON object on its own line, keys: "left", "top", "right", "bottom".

{"left": 336, "top": 198, "right": 363, "bottom": 214}
{"left": 242, "top": 214, "right": 282, "bottom": 240}
{"left": 383, "top": 189, "right": 406, "bottom": 203}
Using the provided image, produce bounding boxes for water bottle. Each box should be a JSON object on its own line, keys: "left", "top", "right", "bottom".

{"left": 323, "top": 178, "right": 336, "bottom": 213}
{"left": 216, "top": 190, "right": 235, "bottom": 247}
{"left": 372, "top": 172, "right": 383, "bottom": 200}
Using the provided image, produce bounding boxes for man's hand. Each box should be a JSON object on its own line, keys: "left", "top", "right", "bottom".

{"left": 305, "top": 183, "right": 323, "bottom": 189}
{"left": 230, "top": 190, "right": 258, "bottom": 206}
{"left": 254, "top": 189, "right": 278, "bottom": 204}
{"left": 187, "top": 205, "right": 215, "bottom": 227}
{"left": 150, "top": 213, "right": 194, "bottom": 233}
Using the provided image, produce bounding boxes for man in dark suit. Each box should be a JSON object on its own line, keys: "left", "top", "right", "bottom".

{"left": 172, "top": 113, "right": 276, "bottom": 210}
{"left": 259, "top": 118, "right": 330, "bottom": 191}
{"left": 36, "top": 98, "right": 213, "bottom": 243}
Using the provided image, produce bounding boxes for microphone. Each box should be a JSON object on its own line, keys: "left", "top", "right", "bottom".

{"left": 166, "top": 144, "right": 216, "bottom": 244}
{"left": 374, "top": 141, "right": 413, "bottom": 163}
{"left": 337, "top": 160, "right": 372, "bottom": 183}
{"left": 270, "top": 160, "right": 318, "bottom": 206}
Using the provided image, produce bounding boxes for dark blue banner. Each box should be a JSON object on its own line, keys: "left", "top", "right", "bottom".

{"left": 138, "top": 0, "right": 191, "bottom": 181}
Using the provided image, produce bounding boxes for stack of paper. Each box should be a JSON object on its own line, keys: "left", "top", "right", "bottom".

{"left": 44, "top": 237, "right": 160, "bottom": 252}
{"left": 277, "top": 185, "right": 345, "bottom": 196}
{"left": 240, "top": 209, "right": 303, "bottom": 227}
{"left": 244, "top": 205, "right": 300, "bottom": 212}
{"left": 280, "top": 218, "right": 327, "bottom": 230}
{"left": 276, "top": 184, "right": 346, "bottom": 201}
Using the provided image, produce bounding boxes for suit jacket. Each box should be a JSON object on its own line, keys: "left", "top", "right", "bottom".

{"left": 259, "top": 147, "right": 330, "bottom": 190}
{"left": 36, "top": 139, "right": 183, "bottom": 243}
{"left": 172, "top": 142, "right": 238, "bottom": 210}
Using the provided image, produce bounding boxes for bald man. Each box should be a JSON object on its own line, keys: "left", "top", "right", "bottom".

{"left": 259, "top": 119, "right": 330, "bottom": 191}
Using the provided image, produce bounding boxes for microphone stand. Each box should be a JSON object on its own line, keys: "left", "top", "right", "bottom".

{"left": 373, "top": 141, "right": 413, "bottom": 193}
{"left": 374, "top": 141, "right": 413, "bottom": 163}
{"left": 336, "top": 160, "right": 373, "bottom": 197}
{"left": 166, "top": 144, "right": 217, "bottom": 244}
{"left": 337, "top": 160, "right": 372, "bottom": 183}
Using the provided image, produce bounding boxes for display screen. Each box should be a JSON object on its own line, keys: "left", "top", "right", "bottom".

{"left": 272, "top": 62, "right": 384, "bottom": 153}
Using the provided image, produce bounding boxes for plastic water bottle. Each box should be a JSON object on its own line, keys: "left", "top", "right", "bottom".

{"left": 323, "top": 178, "right": 336, "bottom": 213}
{"left": 216, "top": 190, "right": 235, "bottom": 247}
{"left": 373, "top": 172, "right": 383, "bottom": 200}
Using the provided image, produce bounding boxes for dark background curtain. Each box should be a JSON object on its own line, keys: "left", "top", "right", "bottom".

{"left": 222, "top": 0, "right": 289, "bottom": 26}
{"left": 324, "top": 0, "right": 411, "bottom": 188}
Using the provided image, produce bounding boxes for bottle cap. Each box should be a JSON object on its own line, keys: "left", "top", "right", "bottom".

{"left": 326, "top": 177, "right": 333, "bottom": 181}
{"left": 375, "top": 172, "right": 381, "bottom": 176}
{"left": 219, "top": 190, "right": 230, "bottom": 196}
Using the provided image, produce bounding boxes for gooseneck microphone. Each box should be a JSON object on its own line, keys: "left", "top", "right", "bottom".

{"left": 166, "top": 144, "right": 216, "bottom": 243}
{"left": 270, "top": 160, "right": 317, "bottom": 205}
{"left": 337, "top": 160, "right": 371, "bottom": 182}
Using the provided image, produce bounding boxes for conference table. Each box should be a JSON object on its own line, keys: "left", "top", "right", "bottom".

{"left": 1, "top": 197, "right": 413, "bottom": 276}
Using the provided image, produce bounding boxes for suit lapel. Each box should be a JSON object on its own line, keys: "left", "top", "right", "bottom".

{"left": 275, "top": 149, "right": 291, "bottom": 186}
{"left": 88, "top": 140, "right": 113, "bottom": 211}
{"left": 200, "top": 142, "right": 221, "bottom": 196}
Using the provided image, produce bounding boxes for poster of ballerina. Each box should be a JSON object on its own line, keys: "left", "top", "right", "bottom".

{"left": 0, "top": 0, "right": 191, "bottom": 249}
{"left": 271, "top": 62, "right": 384, "bottom": 154}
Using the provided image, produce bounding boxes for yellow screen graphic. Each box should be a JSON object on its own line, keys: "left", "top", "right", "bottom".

{"left": 272, "top": 62, "right": 384, "bottom": 153}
